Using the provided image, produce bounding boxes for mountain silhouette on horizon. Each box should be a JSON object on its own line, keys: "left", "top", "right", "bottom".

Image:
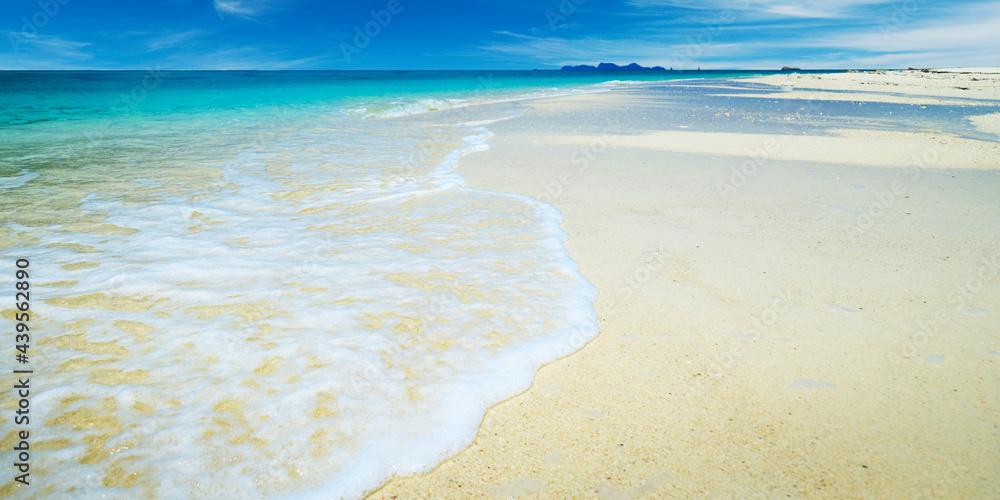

{"left": 561, "top": 62, "right": 668, "bottom": 71}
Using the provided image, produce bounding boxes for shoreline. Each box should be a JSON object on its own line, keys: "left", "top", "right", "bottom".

{"left": 370, "top": 69, "right": 1000, "bottom": 498}
{"left": 741, "top": 69, "right": 1000, "bottom": 104}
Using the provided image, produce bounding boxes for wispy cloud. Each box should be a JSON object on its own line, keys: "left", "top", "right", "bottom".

{"left": 781, "top": 3, "right": 1000, "bottom": 67}
{"left": 1, "top": 0, "right": 994, "bottom": 70}
{"left": 0, "top": 34, "right": 95, "bottom": 70}
{"left": 493, "top": 30, "right": 535, "bottom": 39}
{"left": 149, "top": 44, "right": 330, "bottom": 70}
{"left": 477, "top": 0, "right": 1000, "bottom": 69}
{"left": 478, "top": 34, "right": 744, "bottom": 68}
{"left": 6, "top": 34, "right": 92, "bottom": 59}
{"left": 627, "top": 0, "right": 895, "bottom": 19}
{"left": 760, "top": 0, "right": 895, "bottom": 18}
{"left": 213, "top": 0, "right": 275, "bottom": 20}
{"left": 148, "top": 30, "right": 205, "bottom": 51}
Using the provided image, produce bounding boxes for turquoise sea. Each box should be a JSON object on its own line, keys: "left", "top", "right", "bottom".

{"left": 1, "top": 69, "right": 810, "bottom": 498}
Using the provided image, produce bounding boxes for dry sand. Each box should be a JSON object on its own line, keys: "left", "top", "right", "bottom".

{"left": 544, "top": 128, "right": 998, "bottom": 169}
{"left": 370, "top": 70, "right": 1000, "bottom": 498}
{"left": 733, "top": 69, "right": 1000, "bottom": 106}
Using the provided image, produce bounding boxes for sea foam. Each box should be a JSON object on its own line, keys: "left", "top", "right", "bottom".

{"left": 1, "top": 100, "right": 597, "bottom": 498}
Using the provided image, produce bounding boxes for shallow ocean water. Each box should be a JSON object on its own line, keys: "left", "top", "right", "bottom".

{"left": 0, "top": 70, "right": 800, "bottom": 498}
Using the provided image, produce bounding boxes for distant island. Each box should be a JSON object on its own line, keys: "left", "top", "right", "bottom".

{"left": 561, "top": 62, "right": 668, "bottom": 71}
{"left": 561, "top": 63, "right": 806, "bottom": 71}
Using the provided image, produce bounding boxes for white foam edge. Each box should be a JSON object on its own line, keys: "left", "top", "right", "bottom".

{"left": 284, "top": 106, "right": 600, "bottom": 499}
{"left": 362, "top": 78, "right": 656, "bottom": 120}
{"left": 292, "top": 309, "right": 598, "bottom": 500}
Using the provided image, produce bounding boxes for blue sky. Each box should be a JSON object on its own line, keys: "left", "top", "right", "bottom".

{"left": 2, "top": 0, "right": 998, "bottom": 70}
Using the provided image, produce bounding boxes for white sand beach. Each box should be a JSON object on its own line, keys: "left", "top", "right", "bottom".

{"left": 739, "top": 69, "right": 1000, "bottom": 105}
{"left": 370, "top": 69, "right": 1000, "bottom": 498}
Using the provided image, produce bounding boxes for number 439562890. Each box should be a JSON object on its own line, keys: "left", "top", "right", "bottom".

{"left": 14, "top": 259, "right": 30, "bottom": 360}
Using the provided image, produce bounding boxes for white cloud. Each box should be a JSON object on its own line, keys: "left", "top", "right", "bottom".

{"left": 479, "top": 0, "right": 1000, "bottom": 69}
{"left": 781, "top": 4, "right": 1000, "bottom": 66}
{"left": 213, "top": 0, "right": 275, "bottom": 20}
{"left": 493, "top": 30, "right": 535, "bottom": 39}
{"left": 148, "top": 45, "right": 329, "bottom": 70}
{"left": 4, "top": 34, "right": 92, "bottom": 60}
{"left": 764, "top": 4, "right": 839, "bottom": 18}
{"left": 0, "top": 34, "right": 97, "bottom": 70}
{"left": 479, "top": 35, "right": 745, "bottom": 68}
{"left": 627, "top": 0, "right": 895, "bottom": 19}
{"left": 148, "top": 30, "right": 205, "bottom": 51}
{"left": 818, "top": 13, "right": 1000, "bottom": 53}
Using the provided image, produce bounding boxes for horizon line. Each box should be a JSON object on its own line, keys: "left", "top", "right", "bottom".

{"left": 0, "top": 68, "right": 895, "bottom": 72}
